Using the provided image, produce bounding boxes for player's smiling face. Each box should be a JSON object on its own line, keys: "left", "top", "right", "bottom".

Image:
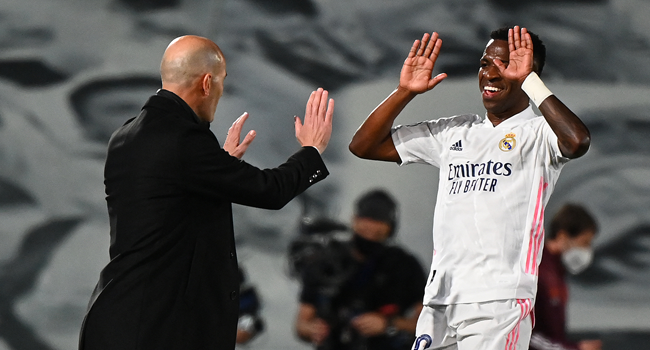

{"left": 478, "top": 39, "right": 530, "bottom": 121}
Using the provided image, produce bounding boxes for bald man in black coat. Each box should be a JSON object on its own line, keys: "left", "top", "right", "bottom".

{"left": 79, "top": 35, "right": 334, "bottom": 350}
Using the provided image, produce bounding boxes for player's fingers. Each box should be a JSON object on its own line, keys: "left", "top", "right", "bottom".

{"left": 493, "top": 58, "right": 507, "bottom": 74}
{"left": 521, "top": 28, "right": 533, "bottom": 50}
{"left": 428, "top": 72, "right": 447, "bottom": 90}
{"left": 416, "top": 33, "right": 430, "bottom": 56}
{"left": 430, "top": 37, "right": 443, "bottom": 60}
{"left": 513, "top": 25, "right": 522, "bottom": 49}
{"left": 423, "top": 32, "right": 437, "bottom": 57}
{"left": 508, "top": 28, "right": 516, "bottom": 53}
{"left": 407, "top": 39, "right": 419, "bottom": 58}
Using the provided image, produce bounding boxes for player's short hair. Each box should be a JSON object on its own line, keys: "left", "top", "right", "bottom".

{"left": 490, "top": 26, "right": 546, "bottom": 76}
{"left": 549, "top": 203, "right": 598, "bottom": 239}
{"left": 354, "top": 189, "right": 398, "bottom": 236}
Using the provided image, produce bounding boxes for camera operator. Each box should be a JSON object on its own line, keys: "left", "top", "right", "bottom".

{"left": 295, "top": 189, "right": 426, "bottom": 350}
{"left": 236, "top": 267, "right": 265, "bottom": 345}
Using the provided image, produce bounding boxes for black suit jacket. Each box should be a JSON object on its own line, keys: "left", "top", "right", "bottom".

{"left": 80, "top": 90, "right": 328, "bottom": 350}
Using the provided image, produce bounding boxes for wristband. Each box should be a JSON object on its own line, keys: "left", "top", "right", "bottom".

{"left": 521, "top": 72, "right": 553, "bottom": 107}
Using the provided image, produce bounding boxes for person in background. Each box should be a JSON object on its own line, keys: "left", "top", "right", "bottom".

{"left": 530, "top": 204, "right": 602, "bottom": 350}
{"left": 236, "top": 267, "right": 265, "bottom": 345}
{"left": 295, "top": 189, "right": 426, "bottom": 350}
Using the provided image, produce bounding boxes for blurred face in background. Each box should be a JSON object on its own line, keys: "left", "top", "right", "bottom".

{"left": 352, "top": 216, "right": 392, "bottom": 243}
{"left": 351, "top": 216, "right": 392, "bottom": 259}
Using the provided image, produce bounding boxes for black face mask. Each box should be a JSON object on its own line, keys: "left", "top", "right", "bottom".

{"left": 352, "top": 234, "right": 386, "bottom": 258}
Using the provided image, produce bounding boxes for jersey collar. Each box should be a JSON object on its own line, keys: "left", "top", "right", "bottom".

{"left": 482, "top": 104, "right": 537, "bottom": 129}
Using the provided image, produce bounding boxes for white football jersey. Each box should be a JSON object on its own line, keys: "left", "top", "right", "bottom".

{"left": 392, "top": 105, "right": 569, "bottom": 305}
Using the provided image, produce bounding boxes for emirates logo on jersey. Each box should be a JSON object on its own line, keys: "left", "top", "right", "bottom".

{"left": 499, "top": 133, "right": 517, "bottom": 152}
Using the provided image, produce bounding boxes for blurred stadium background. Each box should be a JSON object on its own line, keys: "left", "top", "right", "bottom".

{"left": 0, "top": 0, "right": 648, "bottom": 349}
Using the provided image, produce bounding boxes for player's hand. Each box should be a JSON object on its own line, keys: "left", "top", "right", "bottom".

{"left": 223, "top": 112, "right": 256, "bottom": 159}
{"left": 350, "top": 312, "right": 388, "bottom": 337}
{"left": 399, "top": 32, "right": 447, "bottom": 94}
{"left": 494, "top": 25, "right": 534, "bottom": 84}
{"left": 307, "top": 318, "right": 330, "bottom": 345}
{"left": 578, "top": 339, "right": 603, "bottom": 350}
{"left": 295, "top": 88, "right": 334, "bottom": 154}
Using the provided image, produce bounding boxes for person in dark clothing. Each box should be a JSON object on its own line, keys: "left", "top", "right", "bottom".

{"left": 295, "top": 189, "right": 426, "bottom": 350}
{"left": 530, "top": 203, "right": 602, "bottom": 350}
{"left": 79, "top": 35, "right": 334, "bottom": 350}
{"left": 236, "top": 267, "right": 265, "bottom": 345}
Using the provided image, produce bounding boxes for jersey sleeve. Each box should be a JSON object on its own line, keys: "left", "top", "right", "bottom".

{"left": 391, "top": 120, "right": 446, "bottom": 167}
{"left": 539, "top": 120, "right": 571, "bottom": 168}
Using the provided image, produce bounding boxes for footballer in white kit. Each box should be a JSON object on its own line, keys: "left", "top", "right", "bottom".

{"left": 349, "top": 26, "right": 591, "bottom": 350}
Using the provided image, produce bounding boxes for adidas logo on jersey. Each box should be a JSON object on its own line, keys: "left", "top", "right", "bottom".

{"left": 450, "top": 140, "right": 463, "bottom": 151}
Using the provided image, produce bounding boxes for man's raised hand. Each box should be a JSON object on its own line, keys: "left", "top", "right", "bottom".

{"left": 494, "top": 26, "right": 534, "bottom": 83}
{"left": 399, "top": 32, "right": 447, "bottom": 94}
{"left": 295, "top": 88, "right": 334, "bottom": 154}
{"left": 223, "top": 112, "right": 256, "bottom": 159}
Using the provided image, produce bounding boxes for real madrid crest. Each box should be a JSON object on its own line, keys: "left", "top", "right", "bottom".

{"left": 499, "top": 133, "right": 516, "bottom": 152}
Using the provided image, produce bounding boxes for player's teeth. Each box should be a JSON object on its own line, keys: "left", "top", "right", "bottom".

{"left": 484, "top": 86, "right": 501, "bottom": 92}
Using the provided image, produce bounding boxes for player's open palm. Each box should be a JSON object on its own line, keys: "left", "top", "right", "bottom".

{"left": 399, "top": 32, "right": 447, "bottom": 94}
{"left": 495, "top": 26, "right": 534, "bottom": 84}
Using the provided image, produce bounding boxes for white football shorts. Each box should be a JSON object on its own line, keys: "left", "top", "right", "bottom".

{"left": 412, "top": 299, "right": 534, "bottom": 350}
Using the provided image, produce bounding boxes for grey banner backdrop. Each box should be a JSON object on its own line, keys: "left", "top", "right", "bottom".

{"left": 0, "top": 0, "right": 649, "bottom": 349}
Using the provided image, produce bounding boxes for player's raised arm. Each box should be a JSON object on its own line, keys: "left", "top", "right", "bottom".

{"left": 497, "top": 26, "right": 590, "bottom": 159}
{"left": 349, "top": 32, "right": 447, "bottom": 162}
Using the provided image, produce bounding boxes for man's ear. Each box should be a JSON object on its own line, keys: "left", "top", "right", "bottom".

{"left": 201, "top": 73, "right": 212, "bottom": 96}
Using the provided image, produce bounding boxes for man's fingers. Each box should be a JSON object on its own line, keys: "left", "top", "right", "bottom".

{"left": 229, "top": 112, "right": 249, "bottom": 135}
{"left": 232, "top": 112, "right": 248, "bottom": 126}
{"left": 237, "top": 112, "right": 249, "bottom": 125}
{"left": 325, "top": 98, "right": 334, "bottom": 125}
{"left": 294, "top": 115, "right": 302, "bottom": 137}
{"left": 305, "top": 91, "right": 316, "bottom": 123}
{"left": 317, "top": 89, "right": 329, "bottom": 121}
{"left": 240, "top": 130, "right": 256, "bottom": 147}
{"left": 308, "top": 88, "right": 323, "bottom": 124}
